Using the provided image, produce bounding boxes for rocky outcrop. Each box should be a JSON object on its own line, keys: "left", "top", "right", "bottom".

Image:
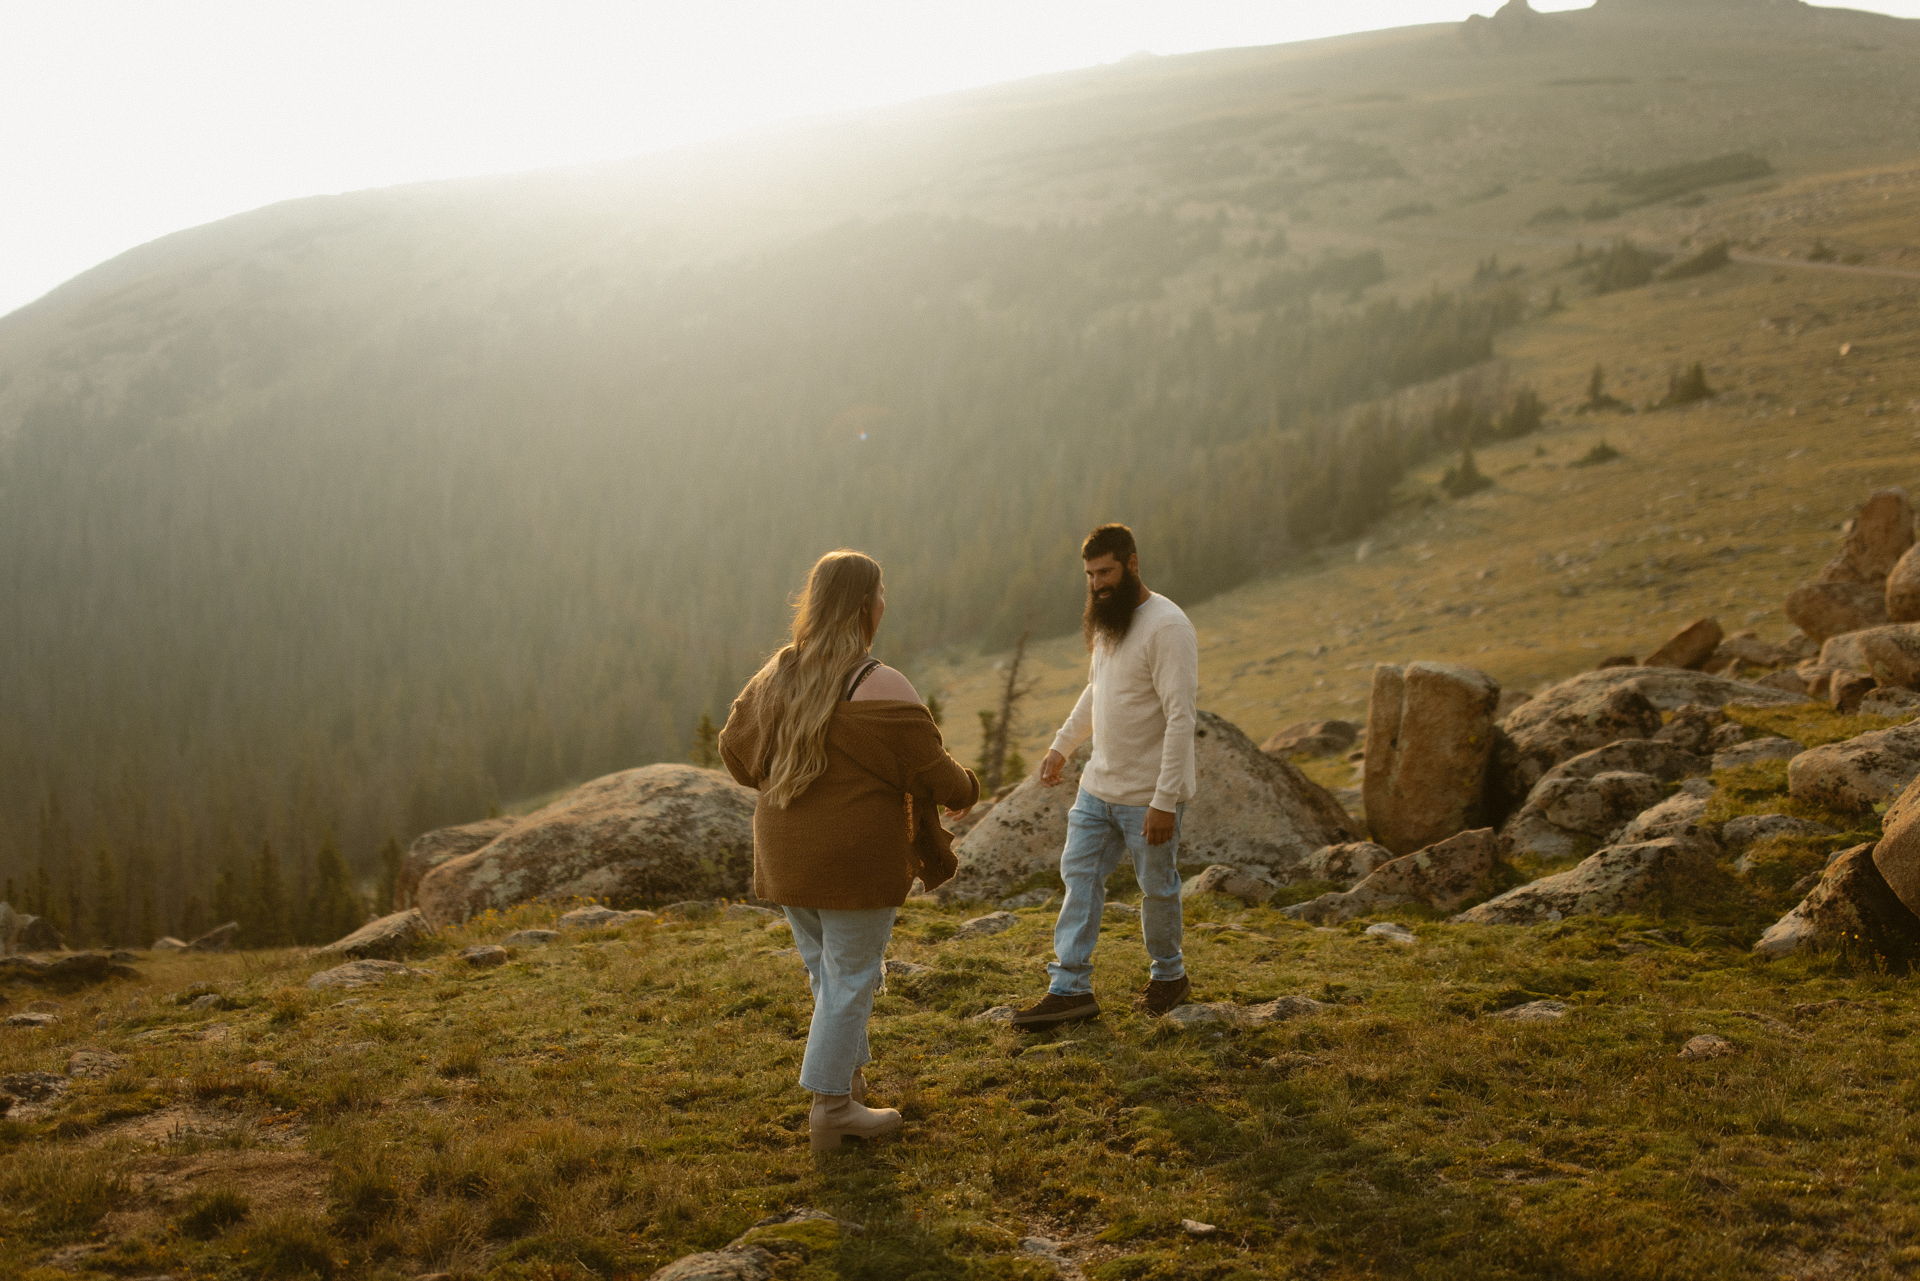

{"left": 314, "top": 909, "right": 432, "bottom": 960}
{"left": 1643, "top": 617, "right": 1724, "bottom": 670}
{"left": 1888, "top": 545, "right": 1920, "bottom": 623}
{"left": 1363, "top": 662, "right": 1501, "bottom": 854}
{"left": 415, "top": 765, "right": 756, "bottom": 925}
{"left": 1451, "top": 836, "right": 1716, "bottom": 925}
{"left": 946, "top": 712, "right": 1358, "bottom": 900}
{"left": 398, "top": 817, "right": 516, "bottom": 909}
{"left": 1299, "top": 841, "right": 1396, "bottom": 888}
{"left": 1787, "top": 722, "right": 1920, "bottom": 810}
{"left": 1284, "top": 828, "right": 1499, "bottom": 924}
{"left": 1754, "top": 844, "right": 1920, "bottom": 968}
{"left": 1501, "top": 739, "right": 1709, "bottom": 860}
{"left": 1261, "top": 719, "right": 1358, "bottom": 757}
{"left": 1491, "top": 668, "right": 1799, "bottom": 813}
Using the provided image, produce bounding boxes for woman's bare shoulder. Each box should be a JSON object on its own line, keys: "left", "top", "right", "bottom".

{"left": 849, "top": 664, "right": 920, "bottom": 703}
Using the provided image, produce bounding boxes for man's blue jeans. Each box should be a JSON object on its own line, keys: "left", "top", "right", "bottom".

{"left": 1046, "top": 788, "right": 1186, "bottom": 996}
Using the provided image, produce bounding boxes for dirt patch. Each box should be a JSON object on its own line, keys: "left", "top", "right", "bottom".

{"left": 99, "top": 1147, "right": 330, "bottom": 1241}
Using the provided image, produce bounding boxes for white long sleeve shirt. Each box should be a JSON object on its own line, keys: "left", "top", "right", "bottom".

{"left": 1048, "top": 591, "right": 1199, "bottom": 813}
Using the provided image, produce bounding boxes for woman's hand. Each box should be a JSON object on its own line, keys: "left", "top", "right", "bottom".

{"left": 944, "top": 803, "right": 975, "bottom": 822}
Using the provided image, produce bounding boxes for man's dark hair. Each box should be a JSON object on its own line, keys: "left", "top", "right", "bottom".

{"left": 1081, "top": 523, "right": 1136, "bottom": 565}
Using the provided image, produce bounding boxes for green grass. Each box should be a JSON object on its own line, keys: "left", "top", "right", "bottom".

{"left": 4, "top": 866, "right": 1920, "bottom": 1278}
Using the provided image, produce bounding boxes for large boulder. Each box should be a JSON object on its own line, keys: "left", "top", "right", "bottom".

{"left": 1872, "top": 772, "right": 1920, "bottom": 915}
{"left": 1363, "top": 662, "right": 1501, "bottom": 855}
{"left": 1785, "top": 582, "right": 1890, "bottom": 643}
{"left": 188, "top": 922, "right": 238, "bottom": 952}
{"left": 313, "top": 909, "right": 433, "bottom": 960}
{"left": 1451, "top": 837, "right": 1716, "bottom": 925}
{"left": 1819, "top": 488, "right": 1914, "bottom": 585}
{"left": 1283, "top": 828, "right": 1499, "bottom": 924}
{"left": 1888, "top": 545, "right": 1920, "bottom": 623}
{"left": 13, "top": 914, "right": 67, "bottom": 953}
{"left": 1787, "top": 722, "right": 1920, "bottom": 811}
{"left": 1643, "top": 617, "right": 1724, "bottom": 671}
{"left": 398, "top": 817, "right": 517, "bottom": 909}
{"left": 1754, "top": 844, "right": 1920, "bottom": 968}
{"left": 945, "top": 712, "right": 1360, "bottom": 901}
{"left": 415, "top": 765, "right": 756, "bottom": 926}
{"left": 1853, "top": 625, "right": 1920, "bottom": 691}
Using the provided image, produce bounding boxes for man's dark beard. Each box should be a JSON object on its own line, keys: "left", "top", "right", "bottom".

{"left": 1083, "top": 566, "right": 1144, "bottom": 650}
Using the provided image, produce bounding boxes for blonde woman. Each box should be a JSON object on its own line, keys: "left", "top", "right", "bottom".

{"left": 719, "top": 550, "right": 978, "bottom": 1151}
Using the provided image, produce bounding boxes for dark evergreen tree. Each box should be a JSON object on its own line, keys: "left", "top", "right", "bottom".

{"left": 377, "top": 837, "right": 405, "bottom": 915}
{"left": 688, "top": 712, "right": 721, "bottom": 769}
{"left": 308, "top": 835, "right": 363, "bottom": 945}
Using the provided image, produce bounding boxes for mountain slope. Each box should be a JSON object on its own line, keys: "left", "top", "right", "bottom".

{"left": 2, "top": 0, "right": 1917, "bottom": 932}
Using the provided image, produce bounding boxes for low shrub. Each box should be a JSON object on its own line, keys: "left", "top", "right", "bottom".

{"left": 178, "top": 1185, "right": 251, "bottom": 1239}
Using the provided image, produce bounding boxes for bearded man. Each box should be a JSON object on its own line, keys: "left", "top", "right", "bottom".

{"left": 1011, "top": 523, "right": 1200, "bottom": 1030}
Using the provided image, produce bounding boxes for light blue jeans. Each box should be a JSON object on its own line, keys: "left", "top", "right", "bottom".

{"left": 1046, "top": 788, "right": 1186, "bottom": 996}
{"left": 783, "top": 905, "right": 897, "bottom": 1095}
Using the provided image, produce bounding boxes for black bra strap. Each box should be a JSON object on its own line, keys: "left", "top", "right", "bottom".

{"left": 845, "top": 658, "right": 883, "bottom": 700}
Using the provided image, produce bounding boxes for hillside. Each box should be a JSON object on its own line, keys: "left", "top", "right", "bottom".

{"left": 3, "top": 0, "right": 1920, "bottom": 938}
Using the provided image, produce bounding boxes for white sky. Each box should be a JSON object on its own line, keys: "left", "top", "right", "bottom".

{"left": 3, "top": 0, "right": 1916, "bottom": 320}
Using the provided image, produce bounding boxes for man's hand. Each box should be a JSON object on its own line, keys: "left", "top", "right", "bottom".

{"left": 1039, "top": 749, "right": 1067, "bottom": 787}
{"left": 1143, "top": 806, "right": 1177, "bottom": 847}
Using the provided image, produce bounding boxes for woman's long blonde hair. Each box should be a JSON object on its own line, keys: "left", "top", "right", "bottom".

{"left": 745, "top": 549, "right": 884, "bottom": 808}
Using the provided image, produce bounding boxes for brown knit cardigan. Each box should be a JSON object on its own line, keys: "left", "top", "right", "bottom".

{"left": 718, "top": 686, "right": 979, "bottom": 909}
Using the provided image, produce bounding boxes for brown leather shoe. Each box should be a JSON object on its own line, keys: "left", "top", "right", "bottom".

{"left": 1010, "top": 991, "right": 1101, "bottom": 1031}
{"left": 1134, "top": 975, "right": 1191, "bottom": 1016}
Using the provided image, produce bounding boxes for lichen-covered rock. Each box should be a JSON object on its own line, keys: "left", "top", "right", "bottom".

{"left": 1854, "top": 624, "right": 1920, "bottom": 691}
{"left": 397, "top": 817, "right": 516, "bottom": 909}
{"left": 459, "top": 944, "right": 508, "bottom": 967}
{"left": 946, "top": 712, "right": 1358, "bottom": 900}
{"left": 1182, "top": 864, "right": 1280, "bottom": 905}
{"left": 1643, "top": 617, "right": 1724, "bottom": 670}
{"left": 1712, "top": 737, "right": 1804, "bottom": 771}
{"left": 1754, "top": 844, "right": 1920, "bottom": 968}
{"left": 1653, "top": 703, "right": 1727, "bottom": 753}
{"left": 1863, "top": 687, "right": 1920, "bottom": 718}
{"left": 1502, "top": 740, "right": 1708, "bottom": 860}
{"left": 1785, "top": 581, "right": 1890, "bottom": 643}
{"left": 1888, "top": 544, "right": 1920, "bottom": 623}
{"left": 1283, "top": 828, "right": 1499, "bottom": 924}
{"left": 1677, "top": 1034, "right": 1739, "bottom": 1061}
{"left": 1261, "top": 720, "right": 1358, "bottom": 757}
{"left": 1619, "top": 783, "right": 1715, "bottom": 844}
{"left": 1163, "top": 996, "right": 1324, "bottom": 1028}
{"left": 1451, "top": 837, "right": 1716, "bottom": 925}
{"left": 1363, "top": 662, "right": 1501, "bottom": 854}
{"left": 415, "top": 765, "right": 755, "bottom": 925}
{"left": 314, "top": 909, "right": 432, "bottom": 960}
{"left": 306, "top": 959, "right": 429, "bottom": 991}
{"left": 951, "top": 912, "right": 1017, "bottom": 941}
{"left": 501, "top": 929, "right": 558, "bottom": 947}
{"left": 1788, "top": 722, "right": 1920, "bottom": 810}
{"left": 1299, "top": 841, "right": 1396, "bottom": 888}
{"left": 556, "top": 905, "right": 658, "bottom": 929}
{"left": 1721, "top": 813, "right": 1836, "bottom": 850}
{"left": 1492, "top": 668, "right": 1800, "bottom": 813}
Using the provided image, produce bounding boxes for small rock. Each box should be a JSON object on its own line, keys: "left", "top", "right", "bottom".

{"left": 1182, "top": 1219, "right": 1219, "bottom": 1236}
{"left": 247, "top": 1060, "right": 278, "bottom": 1073}
{"left": 882, "top": 959, "right": 932, "bottom": 979}
{"left": 555, "top": 905, "right": 657, "bottom": 930}
{"left": 1487, "top": 1000, "right": 1568, "bottom": 1022}
{"left": 1262, "top": 719, "right": 1359, "bottom": 757}
{"left": 1721, "top": 814, "right": 1837, "bottom": 849}
{"left": 1863, "top": 687, "right": 1920, "bottom": 717}
{"left": 314, "top": 908, "right": 433, "bottom": 960}
{"left": 1712, "top": 737, "right": 1804, "bottom": 771}
{"left": 1102, "top": 902, "right": 1141, "bottom": 918}
{"left": 971, "top": 1006, "right": 1017, "bottom": 1023}
{"left": 659, "top": 900, "right": 721, "bottom": 919}
{"left": 501, "top": 929, "right": 560, "bottom": 948}
{"left": 1364, "top": 922, "right": 1417, "bottom": 945}
{"left": 4, "top": 1011, "right": 57, "bottom": 1028}
{"left": 647, "top": 1244, "right": 777, "bottom": 1280}
{"left": 1163, "top": 1002, "right": 1244, "bottom": 1027}
{"left": 1677, "top": 1034, "right": 1738, "bottom": 1061}
{"left": 151, "top": 937, "right": 188, "bottom": 951}
{"left": 0, "top": 1070, "right": 67, "bottom": 1105}
{"left": 306, "top": 959, "right": 428, "bottom": 991}
{"left": 1019, "top": 1237, "right": 1060, "bottom": 1256}
{"left": 1298, "top": 841, "right": 1396, "bottom": 888}
{"left": 1653, "top": 703, "right": 1727, "bottom": 753}
{"left": 997, "top": 888, "right": 1054, "bottom": 910}
{"left": 1643, "top": 617, "right": 1724, "bottom": 671}
{"left": 459, "top": 944, "right": 508, "bottom": 968}
{"left": 1182, "top": 864, "right": 1280, "bottom": 905}
{"left": 188, "top": 922, "right": 240, "bottom": 953}
{"left": 725, "top": 904, "right": 779, "bottom": 922}
{"left": 951, "top": 912, "right": 1018, "bottom": 941}
{"left": 1831, "top": 671, "right": 1880, "bottom": 714}
{"left": 66, "top": 1048, "right": 126, "bottom": 1078}
{"left": 1620, "top": 788, "right": 1714, "bottom": 843}
{"left": 188, "top": 993, "right": 224, "bottom": 1011}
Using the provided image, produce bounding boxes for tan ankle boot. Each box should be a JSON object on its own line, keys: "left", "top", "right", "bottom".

{"left": 810, "top": 1091, "right": 902, "bottom": 1152}
{"left": 850, "top": 1067, "right": 866, "bottom": 1104}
